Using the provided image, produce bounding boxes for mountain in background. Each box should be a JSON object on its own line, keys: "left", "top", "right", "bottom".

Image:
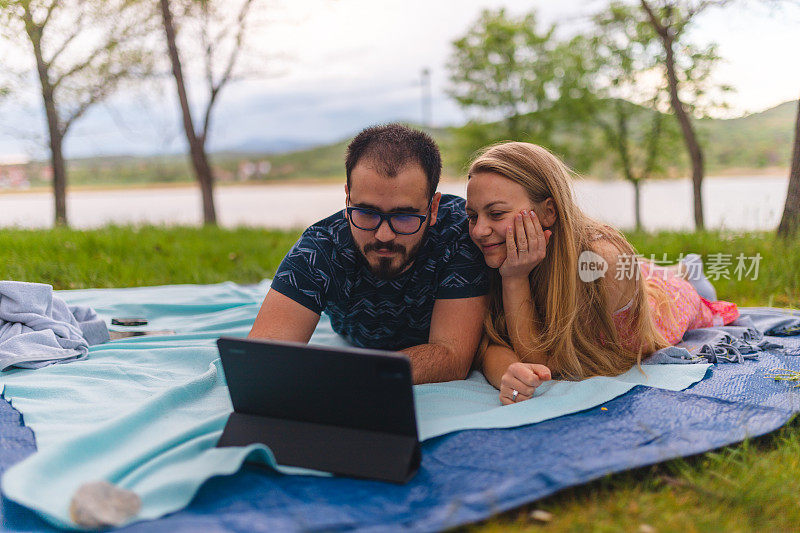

{"left": 697, "top": 100, "right": 797, "bottom": 170}
{"left": 227, "top": 100, "right": 799, "bottom": 182}
{"left": 17, "top": 100, "right": 798, "bottom": 188}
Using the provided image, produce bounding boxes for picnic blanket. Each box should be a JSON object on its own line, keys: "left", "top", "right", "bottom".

{"left": 0, "top": 281, "right": 709, "bottom": 530}
{"left": 0, "top": 282, "right": 798, "bottom": 532}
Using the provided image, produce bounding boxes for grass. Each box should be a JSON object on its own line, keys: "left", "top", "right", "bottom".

{"left": 626, "top": 230, "right": 800, "bottom": 308}
{"left": 470, "top": 418, "right": 800, "bottom": 532}
{"left": 2, "top": 225, "right": 800, "bottom": 531}
{"left": 0, "top": 225, "right": 301, "bottom": 290}
{"left": 3, "top": 226, "right": 797, "bottom": 307}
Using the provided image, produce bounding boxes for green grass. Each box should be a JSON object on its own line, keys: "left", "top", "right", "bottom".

{"left": 2, "top": 226, "right": 796, "bottom": 306}
{"left": 469, "top": 418, "right": 800, "bottom": 532}
{"left": 2, "top": 225, "right": 800, "bottom": 531}
{"left": 0, "top": 225, "right": 301, "bottom": 290}
{"left": 626, "top": 230, "right": 800, "bottom": 308}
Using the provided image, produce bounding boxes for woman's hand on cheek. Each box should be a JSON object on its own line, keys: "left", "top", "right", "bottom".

{"left": 499, "top": 362, "right": 552, "bottom": 405}
{"left": 498, "top": 210, "right": 552, "bottom": 279}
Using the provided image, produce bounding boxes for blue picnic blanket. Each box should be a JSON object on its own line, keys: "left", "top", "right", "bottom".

{"left": 0, "top": 282, "right": 708, "bottom": 530}
{"left": 0, "top": 282, "right": 798, "bottom": 532}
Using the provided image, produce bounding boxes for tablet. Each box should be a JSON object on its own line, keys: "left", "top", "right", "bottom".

{"left": 216, "top": 337, "right": 421, "bottom": 483}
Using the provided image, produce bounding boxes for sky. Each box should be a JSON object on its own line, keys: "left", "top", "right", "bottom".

{"left": 0, "top": 0, "right": 798, "bottom": 159}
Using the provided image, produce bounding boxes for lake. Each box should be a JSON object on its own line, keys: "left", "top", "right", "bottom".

{"left": 0, "top": 174, "right": 789, "bottom": 231}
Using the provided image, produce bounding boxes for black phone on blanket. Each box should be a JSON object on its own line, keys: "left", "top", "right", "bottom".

{"left": 216, "top": 337, "right": 421, "bottom": 484}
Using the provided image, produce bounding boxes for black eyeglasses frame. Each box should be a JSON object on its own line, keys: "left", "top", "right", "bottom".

{"left": 345, "top": 200, "right": 432, "bottom": 235}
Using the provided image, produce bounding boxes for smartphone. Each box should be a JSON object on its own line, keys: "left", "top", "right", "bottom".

{"left": 111, "top": 318, "right": 149, "bottom": 327}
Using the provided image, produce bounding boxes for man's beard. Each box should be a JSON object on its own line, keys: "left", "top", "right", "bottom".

{"left": 358, "top": 223, "right": 429, "bottom": 280}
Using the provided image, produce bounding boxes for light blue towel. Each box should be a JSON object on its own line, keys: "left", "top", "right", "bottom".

{"left": 0, "top": 282, "right": 709, "bottom": 530}
{"left": 0, "top": 281, "right": 109, "bottom": 371}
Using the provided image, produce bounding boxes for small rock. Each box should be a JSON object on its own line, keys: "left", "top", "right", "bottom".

{"left": 639, "top": 524, "right": 657, "bottom": 533}
{"left": 69, "top": 480, "right": 141, "bottom": 529}
{"left": 529, "top": 509, "right": 553, "bottom": 522}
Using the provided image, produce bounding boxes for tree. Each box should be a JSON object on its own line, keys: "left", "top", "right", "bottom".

{"left": 159, "top": 0, "right": 255, "bottom": 226}
{"left": 560, "top": 3, "right": 684, "bottom": 230}
{"left": 639, "top": 0, "right": 731, "bottom": 229}
{"left": 447, "top": 8, "right": 558, "bottom": 143}
{"left": 777, "top": 99, "right": 800, "bottom": 237}
{"left": 772, "top": 1, "right": 800, "bottom": 238}
{"left": 0, "top": 0, "right": 153, "bottom": 226}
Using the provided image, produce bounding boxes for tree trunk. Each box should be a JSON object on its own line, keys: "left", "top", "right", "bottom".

{"left": 41, "top": 87, "right": 67, "bottom": 226}
{"left": 159, "top": 0, "right": 217, "bottom": 225}
{"left": 26, "top": 11, "right": 68, "bottom": 226}
{"left": 49, "top": 132, "right": 68, "bottom": 226}
{"left": 633, "top": 179, "right": 642, "bottom": 232}
{"left": 640, "top": 0, "right": 705, "bottom": 229}
{"left": 662, "top": 32, "right": 705, "bottom": 230}
{"left": 778, "top": 99, "right": 800, "bottom": 238}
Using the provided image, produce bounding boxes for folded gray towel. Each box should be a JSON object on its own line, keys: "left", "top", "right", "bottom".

{"left": 0, "top": 281, "right": 109, "bottom": 371}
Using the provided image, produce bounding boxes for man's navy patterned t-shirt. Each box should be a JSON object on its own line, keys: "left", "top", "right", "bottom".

{"left": 270, "top": 194, "right": 490, "bottom": 351}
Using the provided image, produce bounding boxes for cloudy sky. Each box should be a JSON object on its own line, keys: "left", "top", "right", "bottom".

{"left": 0, "top": 0, "right": 798, "bottom": 159}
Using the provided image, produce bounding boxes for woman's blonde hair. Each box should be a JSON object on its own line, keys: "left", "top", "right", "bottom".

{"left": 469, "top": 142, "right": 671, "bottom": 379}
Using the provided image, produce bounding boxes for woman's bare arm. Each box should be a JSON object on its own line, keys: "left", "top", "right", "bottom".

{"left": 502, "top": 276, "right": 549, "bottom": 365}
{"left": 481, "top": 343, "right": 520, "bottom": 389}
{"left": 499, "top": 211, "right": 551, "bottom": 364}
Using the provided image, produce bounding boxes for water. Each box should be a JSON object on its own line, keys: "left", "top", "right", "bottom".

{"left": 0, "top": 175, "right": 789, "bottom": 231}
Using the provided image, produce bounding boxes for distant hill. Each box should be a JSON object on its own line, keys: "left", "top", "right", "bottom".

{"left": 698, "top": 100, "right": 797, "bottom": 171}
{"left": 250, "top": 127, "right": 456, "bottom": 181}
{"left": 222, "top": 101, "right": 797, "bottom": 181}
{"left": 26, "top": 101, "right": 796, "bottom": 187}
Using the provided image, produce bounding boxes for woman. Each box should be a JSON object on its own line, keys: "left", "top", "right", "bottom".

{"left": 464, "top": 142, "right": 738, "bottom": 404}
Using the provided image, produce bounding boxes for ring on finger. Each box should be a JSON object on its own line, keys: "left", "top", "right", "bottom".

{"left": 511, "top": 389, "right": 519, "bottom": 402}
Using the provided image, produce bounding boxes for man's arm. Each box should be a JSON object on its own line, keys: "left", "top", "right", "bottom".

{"left": 248, "top": 289, "right": 320, "bottom": 343}
{"left": 402, "top": 295, "right": 487, "bottom": 384}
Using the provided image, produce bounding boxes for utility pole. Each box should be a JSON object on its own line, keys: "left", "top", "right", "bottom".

{"left": 421, "top": 67, "right": 432, "bottom": 129}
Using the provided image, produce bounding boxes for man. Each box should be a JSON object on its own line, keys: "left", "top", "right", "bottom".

{"left": 249, "top": 124, "right": 489, "bottom": 384}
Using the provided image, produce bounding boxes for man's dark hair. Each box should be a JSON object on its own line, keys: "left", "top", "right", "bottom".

{"left": 345, "top": 123, "right": 441, "bottom": 199}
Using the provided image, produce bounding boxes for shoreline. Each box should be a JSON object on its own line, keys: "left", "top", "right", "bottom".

{"left": 0, "top": 166, "right": 790, "bottom": 196}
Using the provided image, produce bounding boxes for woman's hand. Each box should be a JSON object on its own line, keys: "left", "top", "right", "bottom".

{"left": 498, "top": 210, "right": 552, "bottom": 279}
{"left": 499, "top": 362, "right": 552, "bottom": 405}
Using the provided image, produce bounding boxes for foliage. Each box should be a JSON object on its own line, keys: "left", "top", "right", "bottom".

{"left": 446, "top": 8, "right": 558, "bottom": 143}
{"left": 560, "top": 3, "right": 683, "bottom": 180}
{"left": 445, "top": 3, "right": 732, "bottom": 184}
{"left": 644, "top": 2, "right": 734, "bottom": 118}
{"left": 0, "top": 0, "right": 156, "bottom": 139}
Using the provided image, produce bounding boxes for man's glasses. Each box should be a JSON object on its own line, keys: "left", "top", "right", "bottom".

{"left": 346, "top": 201, "right": 431, "bottom": 235}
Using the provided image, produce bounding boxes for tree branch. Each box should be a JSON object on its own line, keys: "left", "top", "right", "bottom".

{"left": 200, "top": 0, "right": 254, "bottom": 142}
{"left": 61, "top": 65, "right": 134, "bottom": 134}
{"left": 46, "top": 10, "right": 87, "bottom": 66}
{"left": 639, "top": 0, "right": 668, "bottom": 37}
{"left": 39, "top": 0, "right": 59, "bottom": 33}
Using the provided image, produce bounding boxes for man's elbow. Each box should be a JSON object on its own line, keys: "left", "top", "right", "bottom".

{"left": 446, "top": 346, "right": 475, "bottom": 381}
